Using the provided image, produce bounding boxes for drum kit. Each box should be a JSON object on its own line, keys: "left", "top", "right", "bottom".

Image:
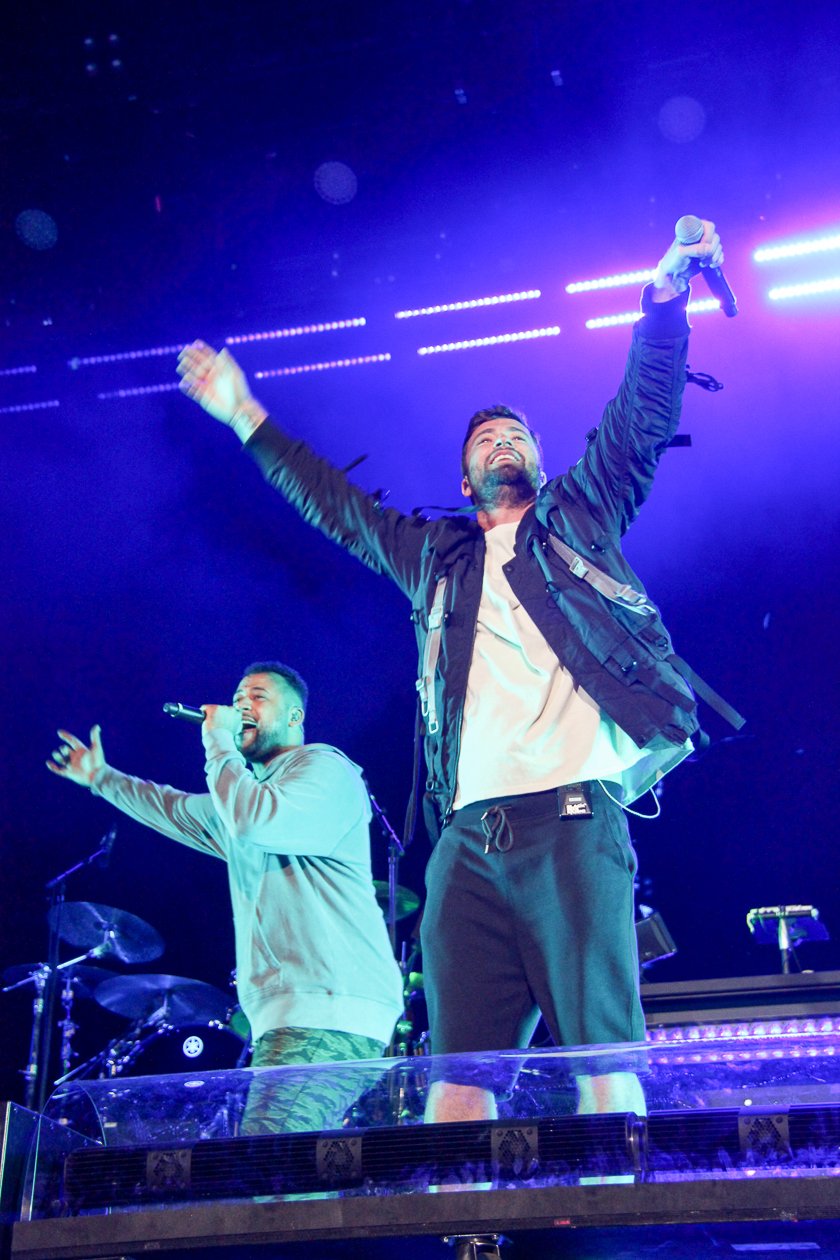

{"left": 3, "top": 882, "right": 428, "bottom": 1106}
{"left": 2, "top": 901, "right": 249, "bottom": 1100}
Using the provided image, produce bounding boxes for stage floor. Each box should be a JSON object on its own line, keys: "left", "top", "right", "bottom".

{"left": 11, "top": 1012, "right": 840, "bottom": 1259}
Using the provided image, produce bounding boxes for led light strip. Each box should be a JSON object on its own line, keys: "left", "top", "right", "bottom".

{"left": 566, "top": 269, "right": 655, "bottom": 294}
{"left": 69, "top": 345, "right": 185, "bottom": 368}
{"left": 0, "top": 364, "right": 37, "bottom": 377}
{"left": 395, "top": 290, "right": 541, "bottom": 319}
{"left": 768, "top": 277, "right": 840, "bottom": 301}
{"left": 255, "top": 353, "right": 391, "bottom": 379}
{"left": 650, "top": 1049, "right": 840, "bottom": 1069}
{"left": 69, "top": 321, "right": 368, "bottom": 367}
{"left": 585, "top": 298, "right": 721, "bottom": 329}
{"left": 0, "top": 399, "right": 59, "bottom": 414}
{"left": 648, "top": 1015, "right": 840, "bottom": 1044}
{"left": 755, "top": 231, "right": 840, "bottom": 263}
{"left": 226, "top": 319, "right": 366, "bottom": 344}
{"left": 97, "top": 382, "right": 181, "bottom": 400}
{"left": 417, "top": 326, "right": 560, "bottom": 355}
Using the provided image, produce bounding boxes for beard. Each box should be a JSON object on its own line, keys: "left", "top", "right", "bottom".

{"left": 472, "top": 461, "right": 540, "bottom": 510}
{"left": 235, "top": 726, "right": 276, "bottom": 763}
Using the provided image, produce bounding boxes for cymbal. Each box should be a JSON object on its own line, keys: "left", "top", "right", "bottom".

{"left": 48, "top": 902, "right": 164, "bottom": 964}
{"left": 373, "top": 881, "right": 420, "bottom": 920}
{"left": 2, "top": 963, "right": 113, "bottom": 1000}
{"left": 95, "top": 974, "right": 231, "bottom": 1024}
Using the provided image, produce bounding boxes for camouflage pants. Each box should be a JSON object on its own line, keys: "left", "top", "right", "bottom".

{"left": 240, "top": 1026, "right": 386, "bottom": 1135}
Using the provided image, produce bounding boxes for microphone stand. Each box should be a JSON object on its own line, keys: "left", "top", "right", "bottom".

{"left": 15, "top": 965, "right": 48, "bottom": 1113}
{"left": 33, "top": 829, "right": 116, "bottom": 1112}
{"left": 367, "top": 790, "right": 405, "bottom": 956}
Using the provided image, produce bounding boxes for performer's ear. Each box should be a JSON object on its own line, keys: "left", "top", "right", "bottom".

{"left": 290, "top": 707, "right": 304, "bottom": 724}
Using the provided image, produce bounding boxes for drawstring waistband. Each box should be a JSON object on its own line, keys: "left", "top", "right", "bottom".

{"left": 480, "top": 805, "right": 514, "bottom": 853}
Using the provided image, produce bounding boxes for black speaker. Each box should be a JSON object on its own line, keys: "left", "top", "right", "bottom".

{"left": 636, "top": 911, "right": 677, "bottom": 966}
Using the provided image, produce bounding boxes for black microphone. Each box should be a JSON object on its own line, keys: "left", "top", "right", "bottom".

{"left": 162, "top": 702, "right": 205, "bottom": 724}
{"left": 674, "top": 215, "right": 738, "bottom": 317}
{"left": 97, "top": 825, "right": 118, "bottom": 869}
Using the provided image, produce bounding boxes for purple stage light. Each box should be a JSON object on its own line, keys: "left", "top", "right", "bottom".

{"left": 566, "top": 269, "right": 655, "bottom": 294}
{"left": 395, "top": 290, "right": 541, "bottom": 319}
{"left": 768, "top": 277, "right": 840, "bottom": 301}
{"left": 647, "top": 1015, "right": 840, "bottom": 1047}
{"left": 69, "top": 344, "right": 185, "bottom": 368}
{"left": 754, "top": 230, "right": 840, "bottom": 263}
{"left": 226, "top": 319, "right": 366, "bottom": 344}
{"left": 254, "top": 353, "right": 391, "bottom": 379}
{"left": 0, "top": 364, "right": 37, "bottom": 376}
{"left": 584, "top": 311, "right": 642, "bottom": 329}
{"left": 416, "top": 326, "right": 560, "bottom": 355}
{"left": 585, "top": 298, "right": 721, "bottom": 329}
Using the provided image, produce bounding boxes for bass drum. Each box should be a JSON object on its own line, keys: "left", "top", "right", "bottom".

{"left": 122, "top": 1022, "right": 250, "bottom": 1076}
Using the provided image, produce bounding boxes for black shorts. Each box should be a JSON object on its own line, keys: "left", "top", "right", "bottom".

{"left": 420, "top": 782, "right": 645, "bottom": 1057}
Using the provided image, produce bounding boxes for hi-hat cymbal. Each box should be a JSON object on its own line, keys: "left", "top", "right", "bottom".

{"left": 2, "top": 963, "right": 113, "bottom": 1000}
{"left": 47, "top": 902, "right": 164, "bottom": 964}
{"left": 373, "top": 881, "right": 420, "bottom": 920}
{"left": 95, "top": 974, "right": 231, "bottom": 1024}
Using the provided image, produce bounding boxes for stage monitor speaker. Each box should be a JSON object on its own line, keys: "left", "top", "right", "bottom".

{"left": 636, "top": 912, "right": 677, "bottom": 966}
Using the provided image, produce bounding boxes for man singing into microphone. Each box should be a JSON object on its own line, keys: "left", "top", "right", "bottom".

{"left": 47, "top": 661, "right": 404, "bottom": 1132}
{"left": 176, "top": 221, "right": 738, "bottom": 1126}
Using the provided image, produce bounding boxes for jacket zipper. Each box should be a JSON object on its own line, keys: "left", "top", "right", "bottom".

{"left": 441, "top": 548, "right": 483, "bottom": 824}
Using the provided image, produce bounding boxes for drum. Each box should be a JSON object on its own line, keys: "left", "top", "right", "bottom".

{"left": 119, "top": 1022, "right": 249, "bottom": 1076}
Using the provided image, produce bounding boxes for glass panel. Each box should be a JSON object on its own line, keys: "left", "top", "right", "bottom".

{"left": 28, "top": 1023, "right": 840, "bottom": 1218}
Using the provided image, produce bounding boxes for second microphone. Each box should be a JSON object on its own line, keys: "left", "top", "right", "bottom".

{"left": 162, "top": 702, "right": 205, "bottom": 724}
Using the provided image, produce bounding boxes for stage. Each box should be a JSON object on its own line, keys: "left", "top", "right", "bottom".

{"left": 8, "top": 987, "right": 840, "bottom": 1259}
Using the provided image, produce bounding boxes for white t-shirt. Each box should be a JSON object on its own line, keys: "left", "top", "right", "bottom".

{"left": 453, "top": 522, "right": 687, "bottom": 809}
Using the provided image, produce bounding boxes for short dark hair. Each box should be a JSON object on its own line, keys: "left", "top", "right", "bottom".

{"left": 460, "top": 404, "right": 543, "bottom": 475}
{"left": 240, "top": 661, "right": 309, "bottom": 710}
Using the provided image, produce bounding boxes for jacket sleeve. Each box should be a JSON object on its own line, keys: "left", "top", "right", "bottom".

{"left": 202, "top": 732, "right": 368, "bottom": 857}
{"left": 243, "top": 423, "right": 430, "bottom": 598}
{"left": 91, "top": 767, "right": 228, "bottom": 859}
{"left": 555, "top": 287, "right": 690, "bottom": 537}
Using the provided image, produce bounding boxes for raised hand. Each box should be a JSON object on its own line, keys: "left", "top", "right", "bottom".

{"left": 176, "top": 341, "right": 252, "bottom": 424}
{"left": 652, "top": 219, "right": 723, "bottom": 300}
{"left": 46, "top": 725, "right": 105, "bottom": 788}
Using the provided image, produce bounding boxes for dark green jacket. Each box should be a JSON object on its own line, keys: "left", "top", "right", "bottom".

{"left": 246, "top": 287, "right": 698, "bottom": 821}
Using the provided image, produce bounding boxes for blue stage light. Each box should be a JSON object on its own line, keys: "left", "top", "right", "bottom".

{"left": 416, "top": 326, "right": 560, "bottom": 355}
{"left": 226, "top": 319, "right": 366, "bottom": 344}
{"left": 0, "top": 399, "right": 59, "bottom": 414}
{"left": 395, "top": 290, "right": 541, "bottom": 319}
{"left": 254, "top": 353, "right": 391, "bottom": 379}
{"left": 69, "top": 344, "right": 185, "bottom": 368}
{"left": 96, "top": 382, "right": 180, "bottom": 399}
